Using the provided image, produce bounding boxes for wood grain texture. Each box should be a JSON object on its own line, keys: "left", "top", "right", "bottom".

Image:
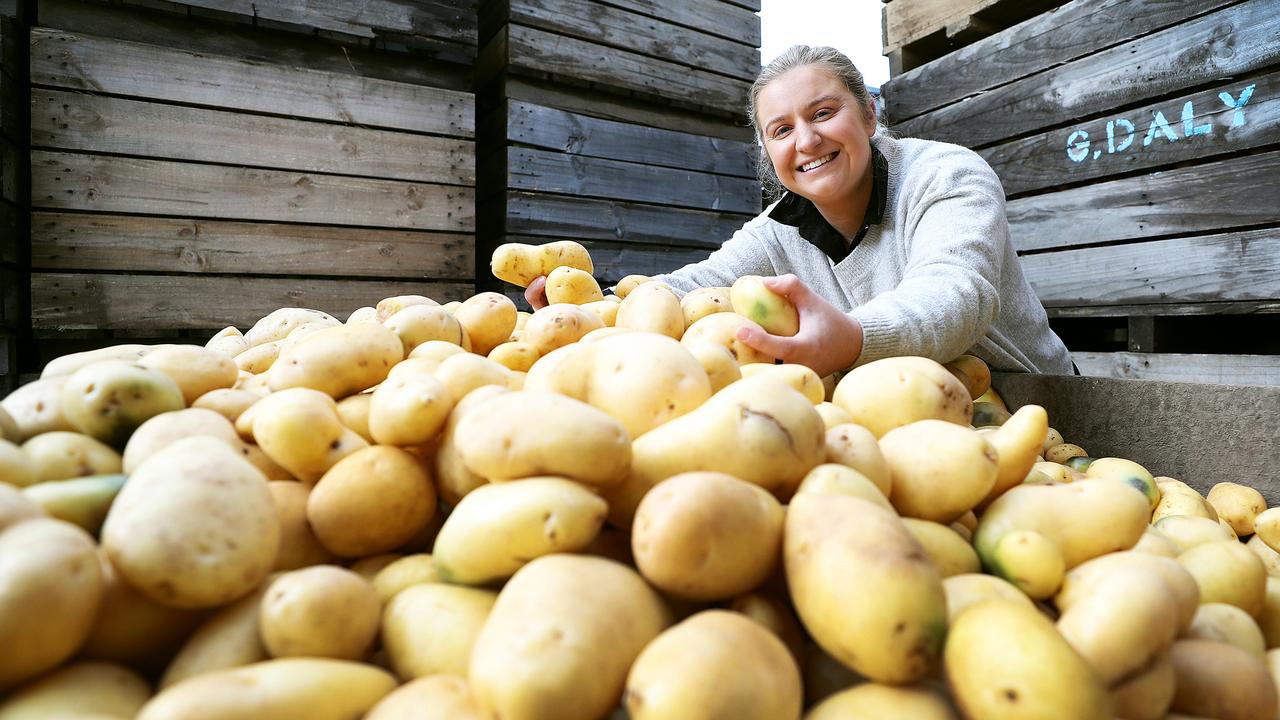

{"left": 0, "top": 199, "right": 18, "bottom": 265}
{"left": 506, "top": 147, "right": 761, "bottom": 214}
{"left": 507, "top": 100, "right": 756, "bottom": 177}
{"left": 1046, "top": 300, "right": 1280, "bottom": 318}
{"left": 31, "top": 151, "right": 475, "bottom": 231}
{"left": 882, "top": 0, "right": 1235, "bottom": 122}
{"left": 31, "top": 272, "right": 474, "bottom": 331}
{"left": 31, "top": 90, "right": 475, "bottom": 185}
{"left": 983, "top": 69, "right": 1280, "bottom": 197}
{"left": 894, "top": 0, "right": 1280, "bottom": 149}
{"left": 598, "top": 0, "right": 760, "bottom": 46}
{"left": 30, "top": 212, "right": 474, "bottom": 278}
{"left": 503, "top": 191, "right": 747, "bottom": 247}
{"left": 30, "top": 27, "right": 474, "bottom": 136}
{"left": 1021, "top": 228, "right": 1280, "bottom": 307}
{"left": 174, "top": 0, "right": 478, "bottom": 46}
{"left": 1072, "top": 351, "right": 1280, "bottom": 386}
{"left": 883, "top": 0, "right": 1005, "bottom": 51}
{"left": 1007, "top": 151, "right": 1280, "bottom": 252}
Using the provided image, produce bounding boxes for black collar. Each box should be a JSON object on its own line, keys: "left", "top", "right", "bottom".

{"left": 768, "top": 144, "right": 888, "bottom": 263}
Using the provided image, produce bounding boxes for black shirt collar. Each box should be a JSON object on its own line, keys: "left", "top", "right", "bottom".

{"left": 768, "top": 144, "right": 888, "bottom": 263}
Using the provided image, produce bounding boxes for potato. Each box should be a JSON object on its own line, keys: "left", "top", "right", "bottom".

{"left": 730, "top": 275, "right": 798, "bottom": 336}
{"left": 455, "top": 390, "right": 631, "bottom": 487}
{"left": 1085, "top": 457, "right": 1160, "bottom": 511}
{"left": 881, "top": 420, "right": 997, "bottom": 523}
{"left": 22, "top": 473, "right": 126, "bottom": 535}
{"left": 1207, "top": 482, "right": 1267, "bottom": 537}
{"left": 244, "top": 308, "right": 340, "bottom": 347}
{"left": 433, "top": 478, "right": 606, "bottom": 585}
{"left": 806, "top": 683, "right": 957, "bottom": 720}
{"left": 268, "top": 323, "right": 403, "bottom": 398}
{"left": 376, "top": 295, "right": 438, "bottom": 321}
{"left": 632, "top": 472, "right": 783, "bottom": 602}
{"left": 138, "top": 345, "right": 239, "bottom": 405}
{"left": 433, "top": 386, "right": 507, "bottom": 506}
{"left": 206, "top": 326, "right": 248, "bottom": 357}
{"left": 365, "top": 675, "right": 488, "bottom": 720}
{"left": 121, "top": 407, "right": 238, "bottom": 473}
{"left": 813, "top": 401, "right": 853, "bottom": 430}
{"left": 40, "top": 344, "right": 157, "bottom": 379}
{"left": 435, "top": 352, "right": 512, "bottom": 401}
{"left": 942, "top": 573, "right": 1033, "bottom": 622}
{"left": 259, "top": 566, "right": 379, "bottom": 661}
{"left": 616, "top": 281, "right": 685, "bottom": 339}
{"left": 368, "top": 371, "right": 454, "bottom": 447}
{"left": 544, "top": 266, "right": 604, "bottom": 305}
{"left": 491, "top": 241, "right": 593, "bottom": 287}
{"left": 727, "top": 593, "right": 806, "bottom": 664}
{"left": 0, "top": 661, "right": 151, "bottom": 719}
{"left": 680, "top": 312, "right": 774, "bottom": 365}
{"left": 267, "top": 482, "right": 334, "bottom": 571}
{"left": 488, "top": 341, "right": 540, "bottom": 372}
{"left": 794, "top": 463, "right": 893, "bottom": 510}
{"left": 251, "top": 389, "right": 369, "bottom": 483}
{"left": 1256, "top": 508, "right": 1280, "bottom": 553}
{"left": 613, "top": 274, "right": 650, "bottom": 298}
{"left": 382, "top": 304, "right": 466, "bottom": 355}
{"left": 1155, "top": 514, "right": 1234, "bottom": 552}
{"left": 61, "top": 362, "right": 186, "bottom": 447}
{"left": 980, "top": 404, "right": 1049, "bottom": 505}
{"left": 683, "top": 340, "right": 741, "bottom": 393}
{"left": 469, "top": 555, "right": 670, "bottom": 720}
{"left": 191, "top": 388, "right": 260, "bottom": 425}
{"left": 822, "top": 424, "right": 889, "bottom": 496}
{"left": 407, "top": 339, "right": 470, "bottom": 367}
{"left": 624, "top": 610, "right": 801, "bottom": 720}
{"left": 1044, "top": 442, "right": 1088, "bottom": 464}
{"left": 1184, "top": 603, "right": 1266, "bottom": 657}
{"left": 521, "top": 303, "right": 605, "bottom": 355}
{"left": 831, "top": 356, "right": 971, "bottom": 437}
{"left": 453, "top": 292, "right": 518, "bottom": 356}
{"left": 21, "top": 430, "right": 122, "bottom": 482}
{"left": 0, "top": 376, "right": 74, "bottom": 441}
{"left": 371, "top": 554, "right": 439, "bottom": 602}
{"left": 739, "top": 362, "right": 824, "bottom": 404}
{"left": 159, "top": 583, "right": 270, "bottom": 688}
{"left": 383, "top": 584, "right": 497, "bottom": 679}
{"left": 307, "top": 446, "right": 436, "bottom": 557}
{"left": 0, "top": 500, "right": 104, "bottom": 689}
{"left": 102, "top": 437, "right": 279, "bottom": 609}
{"left": 537, "top": 240, "right": 594, "bottom": 276}
{"left": 330, "top": 393, "right": 373, "bottom": 444}
{"left": 1178, "top": 539, "right": 1266, "bottom": 617}
{"left": 785, "top": 494, "right": 946, "bottom": 684}
{"left": 901, "top": 518, "right": 981, "bottom": 577}
{"left": 0, "top": 406, "right": 18, "bottom": 443}
{"left": 234, "top": 340, "right": 283, "bottom": 373}
{"left": 0, "top": 439, "right": 37, "bottom": 487}
{"left": 943, "top": 354, "right": 992, "bottom": 402}
{"left": 139, "top": 658, "right": 396, "bottom": 720}
{"left": 1109, "top": 652, "right": 1175, "bottom": 720}
{"left": 1169, "top": 640, "right": 1278, "bottom": 720}
{"left": 679, "top": 286, "right": 732, "bottom": 327}
{"left": 946, "top": 599, "right": 1108, "bottom": 719}
{"left": 1133, "top": 526, "right": 1182, "bottom": 558}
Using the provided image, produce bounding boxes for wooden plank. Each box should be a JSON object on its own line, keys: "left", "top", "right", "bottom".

{"left": 31, "top": 89, "right": 475, "bottom": 185}
{"left": 983, "top": 70, "right": 1280, "bottom": 197}
{"left": 504, "top": 0, "right": 758, "bottom": 81}
{"left": 1072, "top": 351, "right": 1280, "bottom": 386}
{"left": 0, "top": 134, "right": 20, "bottom": 204}
{"left": 174, "top": 0, "right": 477, "bottom": 46}
{"left": 31, "top": 273, "right": 474, "bottom": 331}
{"left": 894, "top": 0, "right": 1280, "bottom": 150}
{"left": 883, "top": 0, "right": 1004, "bottom": 52}
{"left": 1, "top": 16, "right": 19, "bottom": 77}
{"left": 0, "top": 65, "right": 19, "bottom": 144}
{"left": 0, "top": 264, "right": 18, "bottom": 327}
{"left": 1008, "top": 151, "right": 1280, "bottom": 252}
{"left": 719, "top": 0, "right": 760, "bottom": 11}
{"left": 30, "top": 27, "right": 474, "bottom": 137}
{"left": 1047, "top": 300, "right": 1280, "bottom": 318}
{"left": 0, "top": 199, "right": 18, "bottom": 265}
{"left": 883, "top": 0, "right": 1237, "bottom": 124}
{"left": 498, "top": 235, "right": 711, "bottom": 284}
{"left": 504, "top": 192, "right": 747, "bottom": 248}
{"left": 30, "top": 212, "right": 474, "bottom": 279}
{"left": 504, "top": 24, "right": 750, "bottom": 115}
{"left": 598, "top": 0, "right": 759, "bottom": 47}
{"left": 507, "top": 148, "right": 760, "bottom": 214}
{"left": 1022, "top": 228, "right": 1280, "bottom": 308}
{"left": 31, "top": 151, "right": 475, "bottom": 232}
{"left": 507, "top": 101, "right": 756, "bottom": 178}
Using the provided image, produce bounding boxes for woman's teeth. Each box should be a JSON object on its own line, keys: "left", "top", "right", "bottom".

{"left": 800, "top": 153, "right": 836, "bottom": 172}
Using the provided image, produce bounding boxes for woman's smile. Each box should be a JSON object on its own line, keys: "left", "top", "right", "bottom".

{"left": 799, "top": 151, "right": 839, "bottom": 173}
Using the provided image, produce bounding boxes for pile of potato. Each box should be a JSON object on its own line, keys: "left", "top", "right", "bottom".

{"left": 0, "top": 239, "right": 1277, "bottom": 719}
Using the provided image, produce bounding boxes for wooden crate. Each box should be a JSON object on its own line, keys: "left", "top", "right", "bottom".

{"left": 881, "top": 0, "right": 1068, "bottom": 74}
{"left": 476, "top": 0, "right": 762, "bottom": 297}
{"left": 0, "top": 12, "right": 25, "bottom": 393}
{"left": 883, "top": 0, "right": 1280, "bottom": 386}
{"left": 25, "top": 0, "right": 478, "bottom": 363}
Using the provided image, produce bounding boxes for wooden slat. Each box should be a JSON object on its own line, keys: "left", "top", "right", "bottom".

{"left": 175, "top": 0, "right": 477, "bottom": 46}
{"left": 884, "top": 0, "right": 1050, "bottom": 52}
{"left": 30, "top": 27, "right": 474, "bottom": 137}
{"left": 30, "top": 212, "right": 473, "bottom": 279}
{"left": 883, "top": 0, "right": 1236, "bottom": 124}
{"left": 1008, "top": 151, "right": 1280, "bottom": 252}
{"left": 504, "top": 192, "right": 747, "bottom": 248}
{"left": 507, "top": 101, "right": 756, "bottom": 178}
{"left": 719, "top": 0, "right": 760, "bottom": 11}
{"left": 0, "top": 134, "right": 20, "bottom": 204}
{"left": 504, "top": 0, "right": 758, "bottom": 81}
{"left": 498, "top": 235, "right": 711, "bottom": 284}
{"left": 31, "top": 273, "right": 474, "bottom": 331}
{"left": 506, "top": 148, "right": 760, "bottom": 214}
{"left": 1047, "top": 300, "right": 1280, "bottom": 318}
{"left": 1022, "top": 228, "right": 1280, "bottom": 308}
{"left": 1072, "top": 351, "right": 1280, "bottom": 387}
{"left": 0, "top": 264, "right": 18, "bottom": 328}
{"left": 504, "top": 24, "right": 750, "bottom": 115}
{"left": 0, "top": 199, "right": 18, "bottom": 265}
{"left": 31, "top": 89, "right": 475, "bottom": 185}
{"left": 894, "top": 0, "right": 1279, "bottom": 149}
{"left": 0, "top": 65, "right": 18, "bottom": 144}
{"left": 1, "top": 16, "right": 19, "bottom": 78}
{"left": 983, "top": 70, "right": 1280, "bottom": 197}
{"left": 598, "top": 0, "right": 759, "bottom": 47}
{"left": 31, "top": 151, "right": 475, "bottom": 232}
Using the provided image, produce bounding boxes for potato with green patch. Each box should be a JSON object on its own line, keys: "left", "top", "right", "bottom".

{"left": 1086, "top": 457, "right": 1160, "bottom": 511}
{"left": 729, "top": 275, "right": 798, "bottom": 337}
{"left": 21, "top": 431, "right": 122, "bottom": 482}
{"left": 23, "top": 474, "right": 126, "bottom": 535}
{"left": 61, "top": 362, "right": 186, "bottom": 447}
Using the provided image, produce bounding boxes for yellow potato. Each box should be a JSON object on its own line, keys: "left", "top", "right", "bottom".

{"left": 332, "top": 393, "right": 374, "bottom": 444}
{"left": 1044, "top": 442, "right": 1088, "bottom": 464}
{"left": 1207, "top": 482, "right": 1267, "bottom": 537}
{"left": 21, "top": 430, "right": 122, "bottom": 482}
{"left": 739, "top": 362, "right": 823, "bottom": 404}
{"left": 726, "top": 593, "right": 806, "bottom": 665}
{"left": 191, "top": 388, "right": 261, "bottom": 425}
{"left": 365, "top": 675, "right": 488, "bottom": 720}
{"left": 1247, "top": 534, "right": 1280, "bottom": 578}
{"left": 1132, "top": 526, "right": 1182, "bottom": 558}
{"left": 22, "top": 473, "right": 126, "bottom": 535}
{"left": 382, "top": 583, "right": 497, "bottom": 679}
{"left": 435, "top": 352, "right": 512, "bottom": 401}
{"left": 678, "top": 286, "right": 732, "bottom": 328}
{"left": 244, "top": 308, "right": 340, "bottom": 347}
{"left": 159, "top": 583, "right": 270, "bottom": 688}
{"left": 368, "top": 371, "right": 455, "bottom": 447}
{"left": 371, "top": 554, "right": 439, "bottom": 602}
{"left": 491, "top": 241, "right": 592, "bottom": 287}
{"left": 488, "top": 341, "right": 540, "bottom": 372}
{"left": 793, "top": 463, "right": 892, "bottom": 510}
{"left": 469, "top": 555, "right": 670, "bottom": 720}
{"left": 1155, "top": 514, "right": 1234, "bottom": 552}
{"left": 0, "top": 376, "right": 74, "bottom": 441}
{"left": 375, "top": 295, "right": 438, "bottom": 322}
{"left": 881, "top": 420, "right": 998, "bottom": 523}
{"left": 1041, "top": 426, "right": 1064, "bottom": 453}
{"left": 980, "top": 404, "right": 1049, "bottom": 505}
{"left": 251, "top": 389, "right": 369, "bottom": 484}
{"left": 267, "top": 482, "right": 334, "bottom": 571}
{"left": 234, "top": 340, "right": 282, "bottom": 373}
{"left": 0, "top": 439, "right": 37, "bottom": 488}
{"left": 805, "top": 683, "right": 957, "bottom": 720}
{"left": 824, "top": 422, "right": 891, "bottom": 495}
{"left": 407, "top": 338, "right": 470, "bottom": 365}
{"left": 259, "top": 566, "right": 379, "bottom": 661}
{"left": 578, "top": 299, "right": 619, "bottom": 326}
{"left": 61, "top": 362, "right": 186, "bottom": 446}
{"left": 901, "top": 518, "right": 981, "bottom": 577}
{"left": 616, "top": 281, "right": 685, "bottom": 339}
{"left": 138, "top": 345, "right": 239, "bottom": 405}
{"left": 730, "top": 275, "right": 799, "bottom": 336}
{"left": 624, "top": 610, "right": 801, "bottom": 720}
{"left": 433, "top": 477, "right": 606, "bottom": 585}
{"left": 0, "top": 406, "right": 18, "bottom": 443}
{"left": 680, "top": 312, "right": 773, "bottom": 364}
{"left": 1086, "top": 457, "right": 1160, "bottom": 510}
{"left": 0, "top": 661, "right": 151, "bottom": 720}
{"left": 786, "top": 494, "right": 946, "bottom": 684}
{"left": 632, "top": 472, "right": 783, "bottom": 602}
{"left": 102, "top": 436, "right": 279, "bottom": 609}
{"left": 943, "top": 354, "right": 992, "bottom": 402}
{"left": 268, "top": 322, "right": 404, "bottom": 398}
{"left": 1256, "top": 507, "right": 1280, "bottom": 554}
{"left": 831, "top": 356, "right": 971, "bottom": 437}
{"left": 40, "top": 344, "right": 157, "bottom": 379}
{"left": 537, "top": 240, "right": 594, "bottom": 277}
{"left": 520, "top": 303, "right": 605, "bottom": 355}
{"left": 814, "top": 401, "right": 853, "bottom": 430}
{"left": 454, "top": 292, "right": 518, "bottom": 356}
{"left": 205, "top": 325, "right": 248, "bottom": 357}
{"left": 433, "top": 386, "right": 507, "bottom": 506}
{"left": 683, "top": 340, "right": 741, "bottom": 393}
{"left": 545, "top": 266, "right": 604, "bottom": 305}
{"left": 1168, "top": 639, "right": 1277, "bottom": 720}
{"left": 1178, "top": 540, "right": 1266, "bottom": 617}
{"left": 942, "top": 573, "right": 1033, "bottom": 622}
{"left": 382, "top": 304, "right": 466, "bottom": 355}
{"left": 138, "top": 658, "right": 396, "bottom": 720}
{"left": 121, "top": 407, "right": 239, "bottom": 473}
{"left": 307, "top": 446, "right": 436, "bottom": 558}
{"left": 1184, "top": 603, "right": 1266, "bottom": 657}
{"left": 1109, "top": 652, "right": 1175, "bottom": 720}
{"left": 613, "top": 274, "right": 650, "bottom": 298}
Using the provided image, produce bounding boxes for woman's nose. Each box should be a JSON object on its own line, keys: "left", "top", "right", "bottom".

{"left": 794, "top": 123, "right": 821, "bottom": 153}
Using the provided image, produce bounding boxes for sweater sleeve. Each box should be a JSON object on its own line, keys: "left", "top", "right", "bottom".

{"left": 850, "top": 151, "right": 1006, "bottom": 365}
{"left": 647, "top": 215, "right": 778, "bottom": 295}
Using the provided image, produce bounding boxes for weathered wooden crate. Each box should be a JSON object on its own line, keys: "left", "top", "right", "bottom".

{"left": 21, "top": 0, "right": 479, "bottom": 371}
{"left": 0, "top": 10, "right": 25, "bottom": 393}
{"left": 475, "top": 0, "right": 762, "bottom": 295}
{"left": 883, "top": 0, "right": 1280, "bottom": 386}
{"left": 880, "top": 0, "right": 1068, "bottom": 74}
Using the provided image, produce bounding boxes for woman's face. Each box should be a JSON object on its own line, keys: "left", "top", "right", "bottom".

{"left": 757, "top": 65, "right": 876, "bottom": 209}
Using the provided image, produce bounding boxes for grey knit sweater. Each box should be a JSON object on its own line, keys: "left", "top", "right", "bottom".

{"left": 651, "top": 132, "right": 1073, "bottom": 375}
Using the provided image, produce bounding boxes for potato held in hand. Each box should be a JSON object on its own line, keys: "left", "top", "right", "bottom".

{"left": 730, "top": 275, "right": 799, "bottom": 336}
{"left": 491, "top": 240, "right": 593, "bottom": 287}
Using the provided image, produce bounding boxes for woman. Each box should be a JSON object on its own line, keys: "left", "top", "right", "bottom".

{"left": 528, "top": 45, "right": 1073, "bottom": 378}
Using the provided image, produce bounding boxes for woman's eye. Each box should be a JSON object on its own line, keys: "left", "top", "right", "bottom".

{"left": 815, "top": 108, "right": 833, "bottom": 120}
{"left": 773, "top": 126, "right": 791, "bottom": 138}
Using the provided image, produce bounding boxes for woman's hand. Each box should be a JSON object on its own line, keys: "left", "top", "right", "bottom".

{"left": 524, "top": 276, "right": 549, "bottom": 310}
{"left": 735, "top": 274, "right": 863, "bottom": 378}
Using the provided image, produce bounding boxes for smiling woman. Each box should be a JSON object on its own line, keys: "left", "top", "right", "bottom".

{"left": 528, "top": 45, "right": 1074, "bottom": 379}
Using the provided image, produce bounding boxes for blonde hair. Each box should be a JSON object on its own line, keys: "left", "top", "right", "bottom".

{"left": 748, "top": 45, "right": 880, "bottom": 200}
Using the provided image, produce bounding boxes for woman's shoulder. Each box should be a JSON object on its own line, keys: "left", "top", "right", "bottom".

{"left": 878, "top": 134, "right": 1002, "bottom": 196}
